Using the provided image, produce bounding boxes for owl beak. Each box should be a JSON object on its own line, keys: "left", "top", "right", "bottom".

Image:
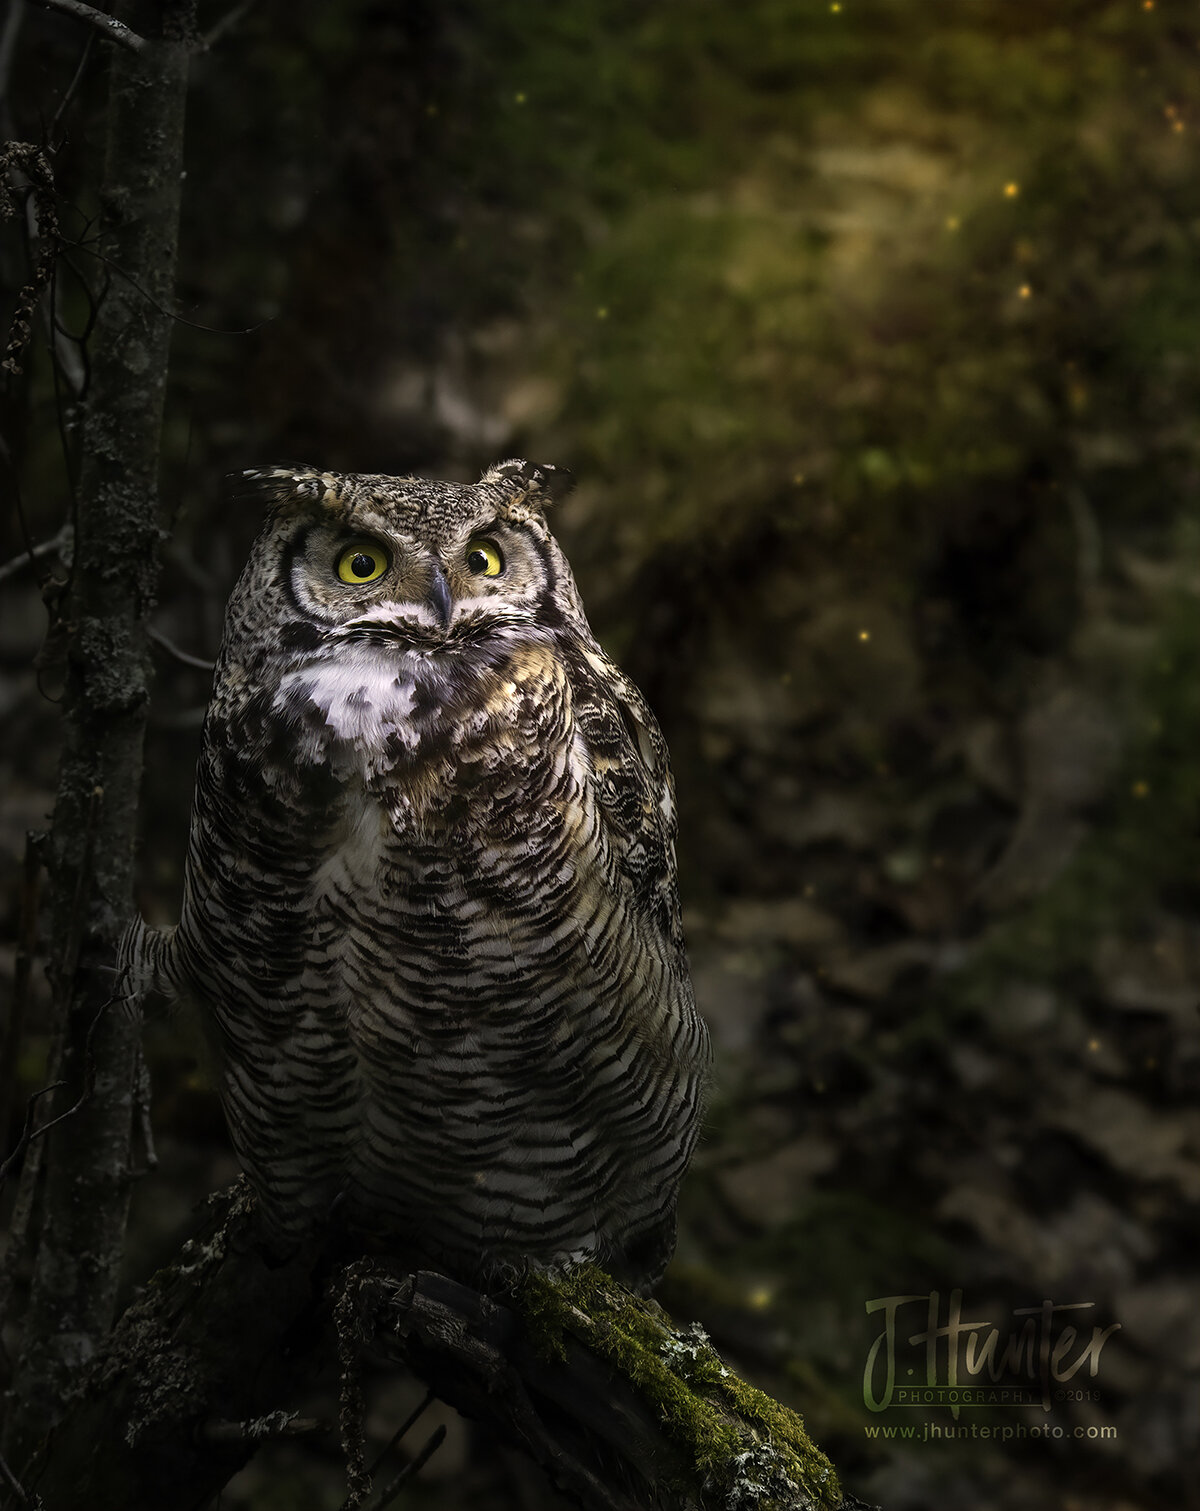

{"left": 427, "top": 562, "right": 453, "bottom": 630}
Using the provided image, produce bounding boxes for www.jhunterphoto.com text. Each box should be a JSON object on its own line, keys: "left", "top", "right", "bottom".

{"left": 864, "top": 1420, "right": 1119, "bottom": 1443}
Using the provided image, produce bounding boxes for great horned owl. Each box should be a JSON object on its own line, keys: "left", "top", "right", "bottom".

{"left": 127, "top": 460, "right": 708, "bottom": 1291}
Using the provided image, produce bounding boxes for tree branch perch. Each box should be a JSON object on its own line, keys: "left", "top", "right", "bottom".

{"left": 32, "top": 0, "right": 147, "bottom": 54}
{"left": 19, "top": 1182, "right": 872, "bottom": 1511}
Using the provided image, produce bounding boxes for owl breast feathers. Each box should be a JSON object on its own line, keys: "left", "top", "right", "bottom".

{"left": 127, "top": 459, "right": 709, "bottom": 1291}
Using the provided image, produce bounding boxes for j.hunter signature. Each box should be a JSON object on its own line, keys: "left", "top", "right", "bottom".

{"left": 863, "top": 1290, "right": 1121, "bottom": 1415}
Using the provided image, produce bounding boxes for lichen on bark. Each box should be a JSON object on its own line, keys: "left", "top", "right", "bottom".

{"left": 517, "top": 1264, "right": 843, "bottom": 1511}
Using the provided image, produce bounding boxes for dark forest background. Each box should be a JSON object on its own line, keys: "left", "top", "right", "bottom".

{"left": 2, "top": 1, "right": 1199, "bottom": 1507}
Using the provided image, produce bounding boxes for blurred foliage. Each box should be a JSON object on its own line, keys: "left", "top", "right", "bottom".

{"left": 4, "top": 1, "right": 1200, "bottom": 1508}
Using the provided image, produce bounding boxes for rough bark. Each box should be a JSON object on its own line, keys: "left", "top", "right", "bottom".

{"left": 23, "top": 1183, "right": 869, "bottom": 1511}
{"left": 25, "top": 1184, "right": 325, "bottom": 1511}
{"left": 2, "top": 0, "right": 194, "bottom": 1474}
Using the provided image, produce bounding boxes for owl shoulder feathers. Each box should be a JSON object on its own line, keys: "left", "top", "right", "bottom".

{"left": 566, "top": 637, "right": 686, "bottom": 957}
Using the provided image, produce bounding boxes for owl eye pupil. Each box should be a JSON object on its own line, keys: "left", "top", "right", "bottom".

{"left": 466, "top": 539, "right": 504, "bottom": 577}
{"left": 335, "top": 543, "right": 389, "bottom": 585}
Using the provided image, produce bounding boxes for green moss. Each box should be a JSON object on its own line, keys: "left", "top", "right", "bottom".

{"left": 517, "top": 1265, "right": 842, "bottom": 1510}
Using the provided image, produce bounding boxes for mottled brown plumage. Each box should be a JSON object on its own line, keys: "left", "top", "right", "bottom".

{"left": 126, "top": 460, "right": 708, "bottom": 1290}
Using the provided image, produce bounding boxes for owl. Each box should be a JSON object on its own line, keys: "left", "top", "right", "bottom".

{"left": 126, "top": 459, "right": 709, "bottom": 1291}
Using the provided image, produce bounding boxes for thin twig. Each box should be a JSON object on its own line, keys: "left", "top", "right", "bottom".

{"left": 0, "top": 990, "right": 112, "bottom": 1188}
{"left": 373, "top": 1425, "right": 447, "bottom": 1511}
{"left": 45, "top": 267, "right": 87, "bottom": 397}
{"left": 199, "top": 1412, "right": 321, "bottom": 1446}
{"left": 0, "top": 1445, "right": 37, "bottom": 1506}
{"left": 32, "top": 0, "right": 147, "bottom": 54}
{"left": 366, "top": 1389, "right": 435, "bottom": 1483}
{"left": 1, "top": 143, "right": 60, "bottom": 379}
{"left": 147, "top": 623, "right": 215, "bottom": 671}
{"left": 0, "top": 836, "right": 41, "bottom": 1169}
{"left": 47, "top": 265, "right": 85, "bottom": 580}
{"left": 0, "top": 1082, "right": 69, "bottom": 1188}
{"left": 56, "top": 244, "right": 104, "bottom": 346}
{"left": 0, "top": 446, "right": 44, "bottom": 589}
{"left": 203, "top": 0, "right": 255, "bottom": 49}
{"left": 0, "top": 1121, "right": 44, "bottom": 1380}
{"left": 0, "top": 0, "right": 25, "bottom": 127}
{"left": 0, "top": 530, "right": 69, "bottom": 585}
{"left": 53, "top": 251, "right": 100, "bottom": 535}
{"left": 0, "top": 852, "right": 55, "bottom": 1368}
{"left": 61, "top": 236, "right": 267, "bottom": 336}
{"left": 48, "top": 31, "right": 96, "bottom": 147}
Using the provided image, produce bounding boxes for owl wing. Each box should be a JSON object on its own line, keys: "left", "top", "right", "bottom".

{"left": 566, "top": 639, "right": 687, "bottom": 963}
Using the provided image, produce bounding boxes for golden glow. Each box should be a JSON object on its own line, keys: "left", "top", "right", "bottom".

{"left": 336, "top": 542, "right": 388, "bottom": 584}
{"left": 465, "top": 539, "right": 504, "bottom": 577}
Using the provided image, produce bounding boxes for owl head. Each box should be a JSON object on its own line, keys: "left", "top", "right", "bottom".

{"left": 235, "top": 458, "right": 582, "bottom": 645}
{"left": 215, "top": 460, "right": 589, "bottom": 778}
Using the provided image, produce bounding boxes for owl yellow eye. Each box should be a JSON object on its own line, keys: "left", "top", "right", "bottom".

{"left": 465, "top": 539, "right": 504, "bottom": 577}
{"left": 336, "top": 543, "right": 389, "bottom": 584}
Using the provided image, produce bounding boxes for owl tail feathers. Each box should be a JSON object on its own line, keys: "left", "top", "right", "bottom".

{"left": 116, "top": 916, "right": 180, "bottom": 1014}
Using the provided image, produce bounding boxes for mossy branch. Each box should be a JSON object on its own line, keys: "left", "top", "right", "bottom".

{"left": 324, "top": 1259, "right": 855, "bottom": 1511}
{"left": 19, "top": 1183, "right": 872, "bottom": 1511}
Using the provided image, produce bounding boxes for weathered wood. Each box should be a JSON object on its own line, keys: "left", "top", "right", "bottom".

{"left": 350, "top": 1264, "right": 845, "bottom": 1511}
{"left": 351, "top": 1267, "right": 690, "bottom": 1511}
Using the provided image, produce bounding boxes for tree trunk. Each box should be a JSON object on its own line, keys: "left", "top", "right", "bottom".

{"left": 2, "top": 0, "right": 193, "bottom": 1475}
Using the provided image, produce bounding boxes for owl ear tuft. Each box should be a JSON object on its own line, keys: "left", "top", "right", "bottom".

{"left": 480, "top": 459, "right": 574, "bottom": 508}
{"left": 230, "top": 464, "right": 343, "bottom": 514}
